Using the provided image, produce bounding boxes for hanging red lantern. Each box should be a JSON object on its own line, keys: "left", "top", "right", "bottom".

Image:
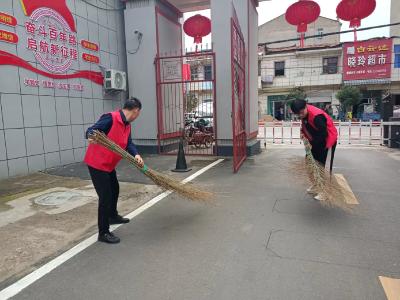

{"left": 285, "top": 0, "right": 320, "bottom": 48}
{"left": 183, "top": 14, "right": 211, "bottom": 45}
{"left": 336, "top": 0, "right": 376, "bottom": 42}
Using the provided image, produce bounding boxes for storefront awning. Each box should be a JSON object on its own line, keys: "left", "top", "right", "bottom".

{"left": 344, "top": 79, "right": 391, "bottom": 86}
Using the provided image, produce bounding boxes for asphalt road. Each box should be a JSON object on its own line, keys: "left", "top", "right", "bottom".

{"left": 8, "top": 147, "right": 400, "bottom": 300}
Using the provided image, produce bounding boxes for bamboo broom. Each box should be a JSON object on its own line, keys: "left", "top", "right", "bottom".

{"left": 302, "top": 138, "right": 352, "bottom": 211}
{"left": 88, "top": 130, "right": 213, "bottom": 202}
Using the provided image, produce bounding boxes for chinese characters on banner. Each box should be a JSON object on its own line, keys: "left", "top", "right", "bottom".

{"left": 0, "top": 11, "right": 17, "bottom": 27}
{"left": 343, "top": 38, "right": 393, "bottom": 81}
{"left": 25, "top": 18, "right": 78, "bottom": 69}
{"left": 24, "top": 78, "right": 84, "bottom": 91}
{"left": 81, "top": 40, "right": 99, "bottom": 52}
{"left": 82, "top": 53, "right": 100, "bottom": 64}
{"left": 0, "top": 29, "right": 18, "bottom": 44}
{"left": 0, "top": 11, "right": 18, "bottom": 44}
{"left": 81, "top": 40, "right": 100, "bottom": 65}
{"left": 0, "top": 6, "right": 104, "bottom": 89}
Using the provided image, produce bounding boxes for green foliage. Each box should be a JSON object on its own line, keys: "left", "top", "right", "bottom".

{"left": 286, "top": 87, "right": 307, "bottom": 102}
{"left": 186, "top": 93, "right": 198, "bottom": 112}
{"left": 335, "top": 86, "right": 361, "bottom": 111}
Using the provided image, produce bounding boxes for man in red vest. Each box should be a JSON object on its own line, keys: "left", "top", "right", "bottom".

{"left": 84, "top": 98, "right": 144, "bottom": 244}
{"left": 290, "top": 99, "right": 338, "bottom": 200}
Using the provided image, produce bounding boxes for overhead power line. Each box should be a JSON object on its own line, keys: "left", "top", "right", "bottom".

{"left": 259, "top": 22, "right": 400, "bottom": 47}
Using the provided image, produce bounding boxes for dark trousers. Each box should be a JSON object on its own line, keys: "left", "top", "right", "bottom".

{"left": 311, "top": 147, "right": 329, "bottom": 165}
{"left": 312, "top": 142, "right": 337, "bottom": 172}
{"left": 88, "top": 166, "right": 120, "bottom": 234}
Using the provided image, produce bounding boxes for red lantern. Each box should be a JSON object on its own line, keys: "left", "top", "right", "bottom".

{"left": 183, "top": 14, "right": 211, "bottom": 45}
{"left": 336, "top": 0, "right": 376, "bottom": 41}
{"left": 285, "top": 0, "right": 320, "bottom": 48}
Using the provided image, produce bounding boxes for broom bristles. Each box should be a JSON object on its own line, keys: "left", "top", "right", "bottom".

{"left": 89, "top": 130, "right": 213, "bottom": 202}
{"left": 300, "top": 138, "right": 352, "bottom": 212}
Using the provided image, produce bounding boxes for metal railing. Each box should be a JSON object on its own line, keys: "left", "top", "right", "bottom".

{"left": 257, "top": 120, "right": 400, "bottom": 146}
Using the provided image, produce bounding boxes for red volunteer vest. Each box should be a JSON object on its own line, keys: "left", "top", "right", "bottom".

{"left": 84, "top": 111, "right": 131, "bottom": 172}
{"left": 302, "top": 105, "right": 338, "bottom": 149}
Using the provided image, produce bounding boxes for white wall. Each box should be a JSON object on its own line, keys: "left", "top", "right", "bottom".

{"left": 211, "top": 0, "right": 256, "bottom": 142}
{"left": 211, "top": 0, "right": 232, "bottom": 141}
{"left": 391, "top": 0, "right": 400, "bottom": 37}
{"left": 125, "top": 1, "right": 158, "bottom": 142}
{"left": 125, "top": 1, "right": 183, "bottom": 144}
{"left": 260, "top": 48, "right": 343, "bottom": 89}
{"left": 248, "top": 0, "right": 258, "bottom": 135}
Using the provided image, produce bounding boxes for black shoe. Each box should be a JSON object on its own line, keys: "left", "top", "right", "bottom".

{"left": 109, "top": 215, "right": 130, "bottom": 225}
{"left": 98, "top": 232, "right": 120, "bottom": 244}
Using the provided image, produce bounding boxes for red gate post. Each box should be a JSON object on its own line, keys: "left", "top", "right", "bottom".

{"left": 231, "top": 16, "right": 247, "bottom": 173}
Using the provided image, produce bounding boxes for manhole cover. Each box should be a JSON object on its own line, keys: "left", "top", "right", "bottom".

{"left": 34, "top": 191, "right": 82, "bottom": 206}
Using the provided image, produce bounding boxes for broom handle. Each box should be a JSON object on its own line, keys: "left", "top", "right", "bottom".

{"left": 329, "top": 142, "right": 337, "bottom": 175}
{"left": 89, "top": 131, "right": 148, "bottom": 172}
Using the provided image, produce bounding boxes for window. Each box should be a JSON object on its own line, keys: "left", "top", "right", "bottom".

{"left": 323, "top": 57, "right": 338, "bottom": 74}
{"left": 274, "top": 61, "right": 285, "bottom": 76}
{"left": 317, "top": 28, "right": 323, "bottom": 40}
{"left": 258, "top": 59, "right": 261, "bottom": 76}
{"left": 190, "top": 66, "right": 199, "bottom": 80}
{"left": 204, "top": 65, "right": 212, "bottom": 81}
{"left": 395, "top": 45, "right": 400, "bottom": 68}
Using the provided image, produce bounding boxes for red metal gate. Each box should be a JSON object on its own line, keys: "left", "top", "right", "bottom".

{"left": 155, "top": 52, "right": 217, "bottom": 155}
{"left": 231, "top": 16, "right": 247, "bottom": 172}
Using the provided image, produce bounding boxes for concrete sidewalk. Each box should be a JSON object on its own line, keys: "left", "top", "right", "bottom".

{"left": 3, "top": 147, "right": 400, "bottom": 299}
{"left": 0, "top": 155, "right": 215, "bottom": 287}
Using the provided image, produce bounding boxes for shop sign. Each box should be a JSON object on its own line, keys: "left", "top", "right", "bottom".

{"left": 343, "top": 38, "right": 393, "bottom": 81}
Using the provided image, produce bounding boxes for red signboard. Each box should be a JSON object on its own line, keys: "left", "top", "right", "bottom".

{"left": 0, "top": 12, "right": 17, "bottom": 27}
{"left": 343, "top": 38, "right": 392, "bottom": 81}
{"left": 81, "top": 40, "right": 99, "bottom": 52}
{"left": 82, "top": 53, "right": 100, "bottom": 64}
{"left": 0, "top": 29, "right": 18, "bottom": 44}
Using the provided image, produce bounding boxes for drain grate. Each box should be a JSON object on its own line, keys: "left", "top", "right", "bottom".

{"left": 33, "top": 191, "right": 82, "bottom": 206}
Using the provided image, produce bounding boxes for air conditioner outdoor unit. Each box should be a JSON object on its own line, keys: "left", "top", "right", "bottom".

{"left": 104, "top": 69, "right": 126, "bottom": 91}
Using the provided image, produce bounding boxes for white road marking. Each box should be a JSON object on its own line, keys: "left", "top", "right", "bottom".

{"left": 0, "top": 159, "right": 224, "bottom": 300}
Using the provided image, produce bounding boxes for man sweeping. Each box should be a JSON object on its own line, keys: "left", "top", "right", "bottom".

{"left": 290, "top": 99, "right": 338, "bottom": 200}
{"left": 84, "top": 98, "right": 144, "bottom": 244}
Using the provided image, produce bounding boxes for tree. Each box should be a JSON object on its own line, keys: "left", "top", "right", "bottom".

{"left": 185, "top": 93, "right": 198, "bottom": 113}
{"left": 286, "top": 87, "right": 307, "bottom": 102}
{"left": 335, "top": 86, "right": 361, "bottom": 112}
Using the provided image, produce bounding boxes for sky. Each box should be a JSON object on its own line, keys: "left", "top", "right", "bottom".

{"left": 183, "top": 0, "right": 392, "bottom": 50}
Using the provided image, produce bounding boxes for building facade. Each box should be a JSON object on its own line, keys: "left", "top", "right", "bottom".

{"left": 0, "top": 0, "right": 127, "bottom": 180}
{"left": 258, "top": 14, "right": 341, "bottom": 49}
{"left": 259, "top": 12, "right": 400, "bottom": 122}
{"left": 0, "top": 0, "right": 263, "bottom": 179}
{"left": 390, "top": 0, "right": 400, "bottom": 117}
{"left": 258, "top": 15, "right": 342, "bottom": 120}
{"left": 259, "top": 45, "right": 342, "bottom": 120}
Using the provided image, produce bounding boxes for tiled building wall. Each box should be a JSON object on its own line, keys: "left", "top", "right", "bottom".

{"left": 0, "top": 0, "right": 128, "bottom": 179}
{"left": 260, "top": 51, "right": 343, "bottom": 89}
